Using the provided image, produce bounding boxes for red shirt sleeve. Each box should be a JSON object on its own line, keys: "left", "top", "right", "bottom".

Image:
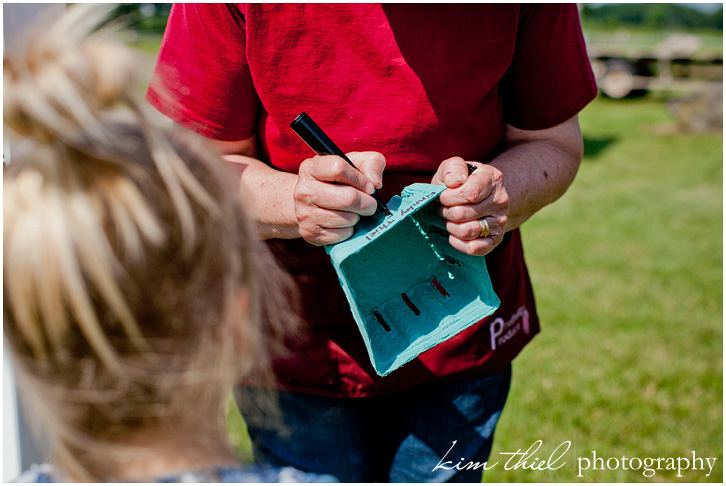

{"left": 146, "top": 3, "right": 258, "bottom": 141}
{"left": 500, "top": 4, "right": 597, "bottom": 130}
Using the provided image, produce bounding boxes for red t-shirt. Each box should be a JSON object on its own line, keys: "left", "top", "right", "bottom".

{"left": 148, "top": 3, "right": 596, "bottom": 397}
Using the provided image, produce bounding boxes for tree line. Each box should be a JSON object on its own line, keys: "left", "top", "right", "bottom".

{"left": 110, "top": 4, "right": 723, "bottom": 34}
{"left": 581, "top": 3, "right": 723, "bottom": 31}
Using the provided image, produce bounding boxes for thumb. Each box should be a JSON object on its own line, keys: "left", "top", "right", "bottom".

{"left": 438, "top": 157, "right": 469, "bottom": 189}
{"left": 347, "top": 151, "right": 386, "bottom": 189}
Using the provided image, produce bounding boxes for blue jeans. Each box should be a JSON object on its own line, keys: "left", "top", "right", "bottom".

{"left": 235, "top": 365, "right": 511, "bottom": 482}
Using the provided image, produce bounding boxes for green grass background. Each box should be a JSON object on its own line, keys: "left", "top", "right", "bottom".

{"left": 484, "top": 95, "right": 722, "bottom": 482}
{"left": 129, "top": 35, "right": 722, "bottom": 483}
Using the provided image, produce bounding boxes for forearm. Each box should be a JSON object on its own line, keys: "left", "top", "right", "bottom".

{"left": 490, "top": 140, "right": 581, "bottom": 231}
{"left": 223, "top": 154, "right": 301, "bottom": 240}
{"left": 214, "top": 135, "right": 385, "bottom": 245}
{"left": 490, "top": 117, "right": 584, "bottom": 231}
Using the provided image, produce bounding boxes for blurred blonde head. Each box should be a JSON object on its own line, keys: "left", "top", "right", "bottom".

{"left": 3, "top": 5, "right": 296, "bottom": 481}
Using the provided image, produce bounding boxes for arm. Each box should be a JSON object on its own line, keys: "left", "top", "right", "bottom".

{"left": 493, "top": 114, "right": 584, "bottom": 230}
{"left": 210, "top": 136, "right": 386, "bottom": 244}
{"left": 432, "top": 115, "right": 584, "bottom": 256}
{"left": 152, "top": 5, "right": 385, "bottom": 245}
{"left": 215, "top": 137, "right": 300, "bottom": 239}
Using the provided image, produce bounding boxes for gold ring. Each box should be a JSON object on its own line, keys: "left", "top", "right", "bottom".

{"left": 478, "top": 218, "right": 490, "bottom": 238}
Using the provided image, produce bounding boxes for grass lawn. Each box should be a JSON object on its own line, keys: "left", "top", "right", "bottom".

{"left": 582, "top": 27, "right": 723, "bottom": 51}
{"left": 485, "top": 95, "right": 722, "bottom": 482}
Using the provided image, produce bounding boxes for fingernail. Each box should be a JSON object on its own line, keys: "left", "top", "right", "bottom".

{"left": 365, "top": 182, "right": 375, "bottom": 194}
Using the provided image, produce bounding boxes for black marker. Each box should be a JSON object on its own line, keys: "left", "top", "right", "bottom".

{"left": 291, "top": 112, "right": 391, "bottom": 216}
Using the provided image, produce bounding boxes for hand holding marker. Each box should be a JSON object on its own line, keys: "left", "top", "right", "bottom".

{"left": 291, "top": 112, "right": 391, "bottom": 217}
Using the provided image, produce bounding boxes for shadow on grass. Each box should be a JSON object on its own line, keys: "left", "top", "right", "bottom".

{"left": 583, "top": 136, "right": 618, "bottom": 160}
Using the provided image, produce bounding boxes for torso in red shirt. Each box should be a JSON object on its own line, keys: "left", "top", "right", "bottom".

{"left": 148, "top": 3, "right": 596, "bottom": 397}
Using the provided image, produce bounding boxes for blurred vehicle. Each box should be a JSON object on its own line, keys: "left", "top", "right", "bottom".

{"left": 587, "top": 33, "right": 723, "bottom": 98}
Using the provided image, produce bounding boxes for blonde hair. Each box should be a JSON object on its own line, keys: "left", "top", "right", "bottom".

{"left": 3, "top": 5, "right": 297, "bottom": 481}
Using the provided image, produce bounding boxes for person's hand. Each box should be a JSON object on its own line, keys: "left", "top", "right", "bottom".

{"left": 294, "top": 151, "right": 385, "bottom": 246}
{"left": 431, "top": 156, "right": 509, "bottom": 256}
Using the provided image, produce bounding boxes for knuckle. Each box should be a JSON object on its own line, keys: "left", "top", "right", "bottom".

{"left": 299, "top": 225, "right": 318, "bottom": 244}
{"left": 299, "top": 159, "right": 315, "bottom": 177}
{"left": 365, "top": 152, "right": 386, "bottom": 169}
{"left": 490, "top": 167, "right": 504, "bottom": 184}
{"left": 330, "top": 158, "right": 348, "bottom": 178}
{"left": 449, "top": 206, "right": 468, "bottom": 222}
{"left": 452, "top": 222, "right": 473, "bottom": 240}
{"left": 293, "top": 183, "right": 314, "bottom": 202}
{"left": 498, "top": 190, "right": 510, "bottom": 208}
{"left": 497, "top": 214, "right": 508, "bottom": 228}
{"left": 360, "top": 198, "right": 376, "bottom": 216}
{"left": 460, "top": 186, "right": 480, "bottom": 204}
{"left": 440, "top": 205, "right": 452, "bottom": 220}
{"left": 452, "top": 226, "right": 468, "bottom": 240}
{"left": 447, "top": 223, "right": 464, "bottom": 239}
{"left": 293, "top": 200, "right": 310, "bottom": 219}
{"left": 340, "top": 189, "right": 360, "bottom": 209}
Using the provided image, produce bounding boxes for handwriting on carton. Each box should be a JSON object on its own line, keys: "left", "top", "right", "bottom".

{"left": 364, "top": 191, "right": 438, "bottom": 242}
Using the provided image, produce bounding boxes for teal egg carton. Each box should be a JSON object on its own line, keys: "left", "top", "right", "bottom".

{"left": 326, "top": 183, "right": 500, "bottom": 376}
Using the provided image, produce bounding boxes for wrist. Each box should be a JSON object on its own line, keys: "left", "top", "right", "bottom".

{"left": 226, "top": 155, "right": 302, "bottom": 240}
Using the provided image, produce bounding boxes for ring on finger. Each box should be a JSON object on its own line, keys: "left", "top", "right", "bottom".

{"left": 478, "top": 218, "right": 490, "bottom": 238}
